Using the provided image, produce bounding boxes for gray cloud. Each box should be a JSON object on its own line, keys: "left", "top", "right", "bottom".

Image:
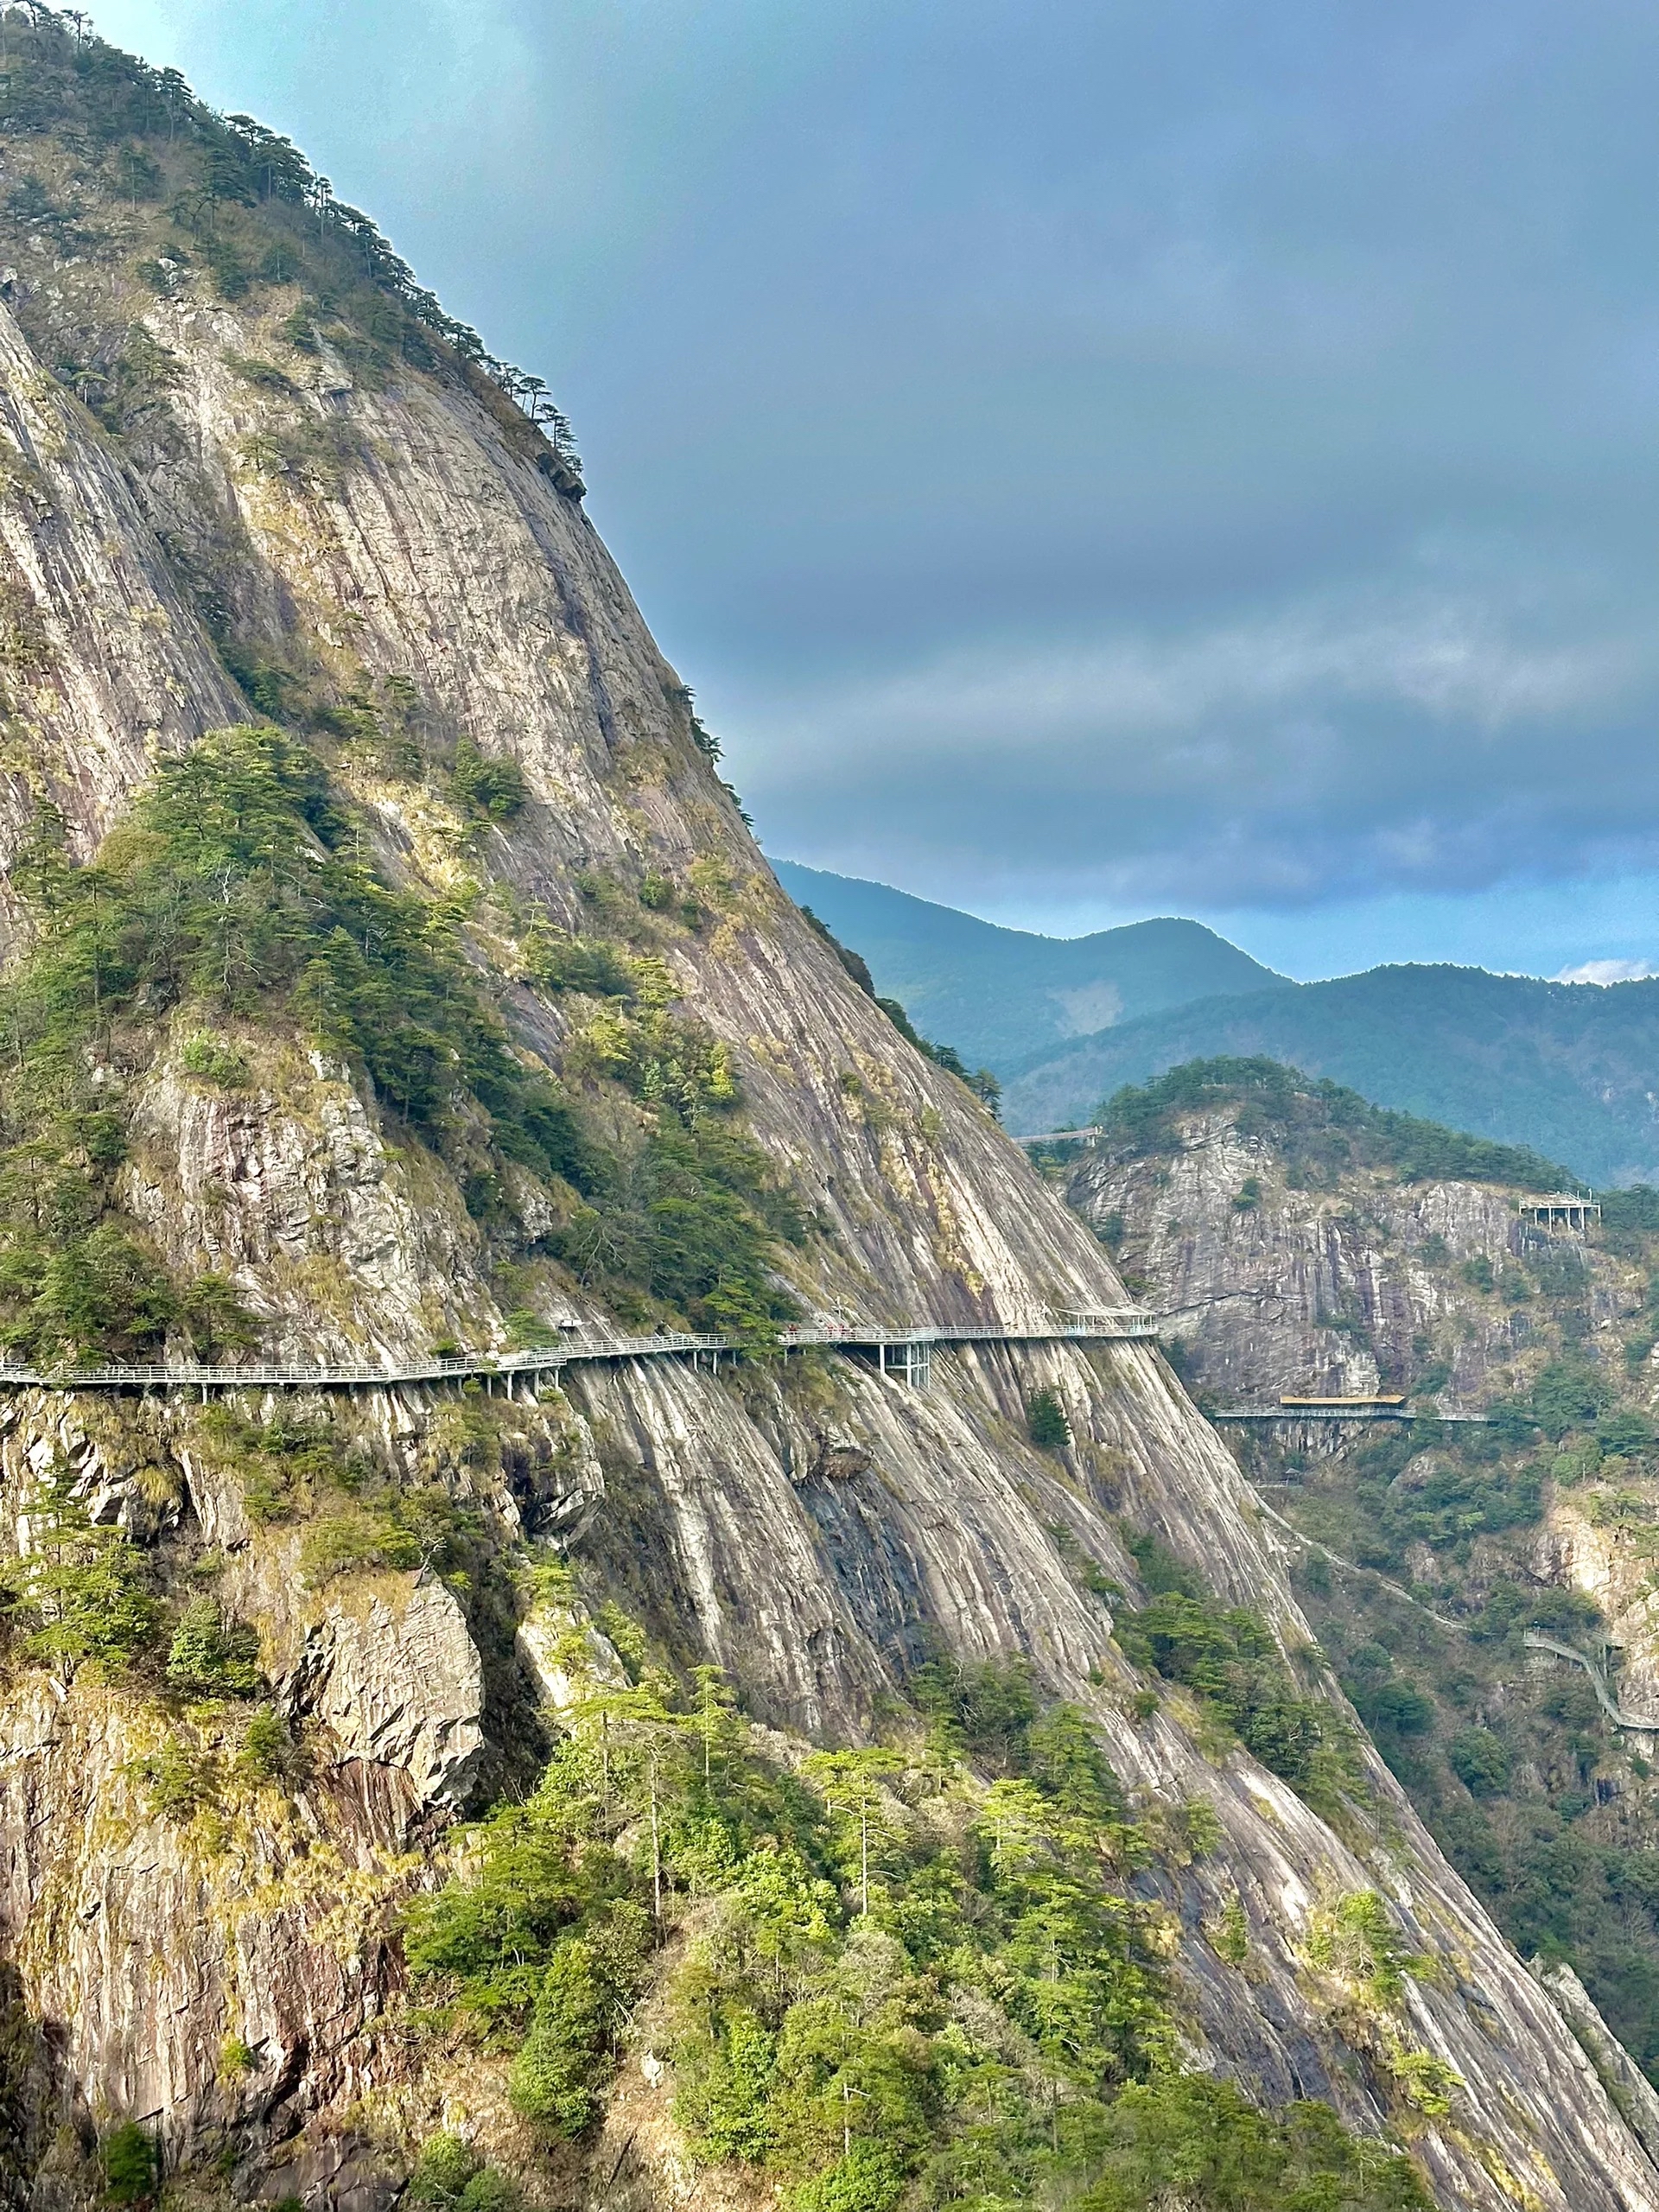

{"left": 728, "top": 560, "right": 1659, "bottom": 908}
{"left": 94, "top": 0, "right": 1659, "bottom": 935}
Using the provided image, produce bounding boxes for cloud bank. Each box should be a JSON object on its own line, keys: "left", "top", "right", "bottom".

{"left": 93, "top": 0, "right": 1659, "bottom": 952}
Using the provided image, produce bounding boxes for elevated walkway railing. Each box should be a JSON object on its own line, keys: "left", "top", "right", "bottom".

{"left": 0, "top": 1310, "right": 1163, "bottom": 1395}
{"left": 1523, "top": 1630, "right": 1659, "bottom": 1732}
{"left": 1211, "top": 1405, "right": 1490, "bottom": 1426}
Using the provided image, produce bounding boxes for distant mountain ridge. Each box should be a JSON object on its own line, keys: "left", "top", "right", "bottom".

{"left": 772, "top": 860, "right": 1287, "bottom": 1071}
{"left": 1002, "top": 963, "right": 1659, "bottom": 1185}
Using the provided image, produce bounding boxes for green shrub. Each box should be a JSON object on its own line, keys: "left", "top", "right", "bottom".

{"left": 179, "top": 1271, "right": 260, "bottom": 1358}
{"left": 1598, "top": 1408, "right": 1656, "bottom": 1458}
{"left": 1530, "top": 1359, "right": 1616, "bottom": 1440}
{"left": 179, "top": 1031, "right": 251, "bottom": 1085}
{"left": 226, "top": 353, "right": 298, "bottom": 395}
{"left": 219, "top": 645, "right": 302, "bottom": 721}
{"left": 1376, "top": 1452, "right": 1542, "bottom": 1557}
{"left": 676, "top": 2011, "right": 778, "bottom": 2162}
{"left": 1359, "top": 1679, "right": 1435, "bottom": 1736}
{"left": 524, "top": 931, "right": 634, "bottom": 999}
{"left": 100, "top": 2123, "right": 159, "bottom": 2207}
{"left": 1124, "top": 1527, "right": 1205, "bottom": 1599}
{"left": 1026, "top": 1386, "right": 1070, "bottom": 1449}
{"left": 1079, "top": 2074, "right": 1429, "bottom": 2210}
{"left": 166, "top": 1598, "right": 263, "bottom": 1697}
{"left": 457, "top": 2172, "right": 519, "bottom": 2212}
{"left": 1602, "top": 1186, "right": 1659, "bottom": 1237}
{"left": 507, "top": 1937, "right": 609, "bottom": 2134}
{"left": 134, "top": 1732, "right": 218, "bottom": 1822}
{"left": 23, "top": 1226, "right": 179, "bottom": 1366}
{"left": 557, "top": 1119, "right": 804, "bottom": 1343}
{"left": 911, "top": 1652, "right": 1039, "bottom": 1774}
{"left": 1484, "top": 1397, "right": 1538, "bottom": 1446}
{"left": 406, "top": 2136, "right": 521, "bottom": 2212}
{"left": 409, "top": 2135, "right": 478, "bottom": 2205}
{"left": 237, "top": 1707, "right": 294, "bottom": 1782}
{"left": 298, "top": 1504, "right": 422, "bottom": 1588}
{"left": 790, "top": 2141, "right": 906, "bottom": 2212}
{"left": 1448, "top": 1728, "right": 1512, "bottom": 1797}
{"left": 219, "top": 2033, "right": 256, "bottom": 2078}
{"left": 453, "top": 740, "right": 528, "bottom": 821}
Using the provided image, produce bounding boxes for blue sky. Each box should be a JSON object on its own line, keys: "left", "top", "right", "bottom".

{"left": 92, "top": 1, "right": 1659, "bottom": 982}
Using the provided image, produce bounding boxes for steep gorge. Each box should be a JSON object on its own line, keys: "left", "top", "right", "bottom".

{"left": 1058, "top": 1058, "right": 1659, "bottom": 2086}
{"left": 0, "top": 22, "right": 1651, "bottom": 2212}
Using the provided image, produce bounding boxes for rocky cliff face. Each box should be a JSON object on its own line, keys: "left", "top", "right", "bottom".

{"left": 1064, "top": 1106, "right": 1638, "bottom": 1412}
{"left": 0, "top": 27, "right": 1654, "bottom": 2212}
{"left": 1060, "top": 1074, "right": 1659, "bottom": 2080}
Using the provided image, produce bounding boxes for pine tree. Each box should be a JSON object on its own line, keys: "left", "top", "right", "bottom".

{"left": 10, "top": 1453, "right": 156, "bottom": 1678}
{"left": 1027, "top": 1387, "right": 1071, "bottom": 1450}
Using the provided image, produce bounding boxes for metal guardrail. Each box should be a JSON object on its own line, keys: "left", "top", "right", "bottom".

{"left": 1211, "top": 1405, "right": 1417, "bottom": 1424}
{"left": 1523, "top": 1630, "right": 1659, "bottom": 1732}
{"left": 1211, "top": 1405, "right": 1491, "bottom": 1425}
{"left": 0, "top": 1311, "right": 1162, "bottom": 1395}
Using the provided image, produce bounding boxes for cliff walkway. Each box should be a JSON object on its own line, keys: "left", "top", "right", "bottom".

{"left": 0, "top": 1310, "right": 1161, "bottom": 1398}
{"left": 1522, "top": 1630, "right": 1659, "bottom": 1732}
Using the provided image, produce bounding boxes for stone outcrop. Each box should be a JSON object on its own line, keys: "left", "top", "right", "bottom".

{"left": 281, "top": 1573, "right": 484, "bottom": 1809}
{"left": 1065, "top": 1107, "right": 1639, "bottom": 1410}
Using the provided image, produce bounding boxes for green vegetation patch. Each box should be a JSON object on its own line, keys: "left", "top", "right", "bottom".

{"left": 0, "top": 725, "right": 804, "bottom": 1351}
{"left": 407, "top": 1622, "right": 1421, "bottom": 2209}
{"left": 0, "top": 723, "right": 577, "bottom": 1357}
{"left": 1116, "top": 1586, "right": 1350, "bottom": 1797}
{"left": 1344, "top": 1427, "right": 1544, "bottom": 1560}
{"left": 0, "top": 1446, "right": 268, "bottom": 1712}
{"left": 0, "top": 1452, "right": 157, "bottom": 1676}
{"left": 1255, "top": 1389, "right": 1659, "bottom": 2083}
{"left": 1096, "top": 1057, "right": 1574, "bottom": 1192}
{"left": 201, "top": 1406, "right": 481, "bottom": 1589}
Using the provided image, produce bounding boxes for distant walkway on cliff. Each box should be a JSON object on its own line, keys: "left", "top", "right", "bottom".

{"left": 0, "top": 1309, "right": 1162, "bottom": 1398}
{"left": 1522, "top": 1630, "right": 1659, "bottom": 1733}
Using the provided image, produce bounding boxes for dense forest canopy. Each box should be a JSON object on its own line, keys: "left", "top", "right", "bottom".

{"left": 1091, "top": 1056, "right": 1580, "bottom": 1192}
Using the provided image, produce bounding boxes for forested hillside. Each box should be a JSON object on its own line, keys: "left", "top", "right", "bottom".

{"left": 1006, "top": 964, "right": 1659, "bottom": 1183}
{"left": 774, "top": 859, "right": 1287, "bottom": 1075}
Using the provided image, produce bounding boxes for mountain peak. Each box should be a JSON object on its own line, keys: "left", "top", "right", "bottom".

{"left": 771, "top": 860, "right": 1287, "bottom": 1069}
